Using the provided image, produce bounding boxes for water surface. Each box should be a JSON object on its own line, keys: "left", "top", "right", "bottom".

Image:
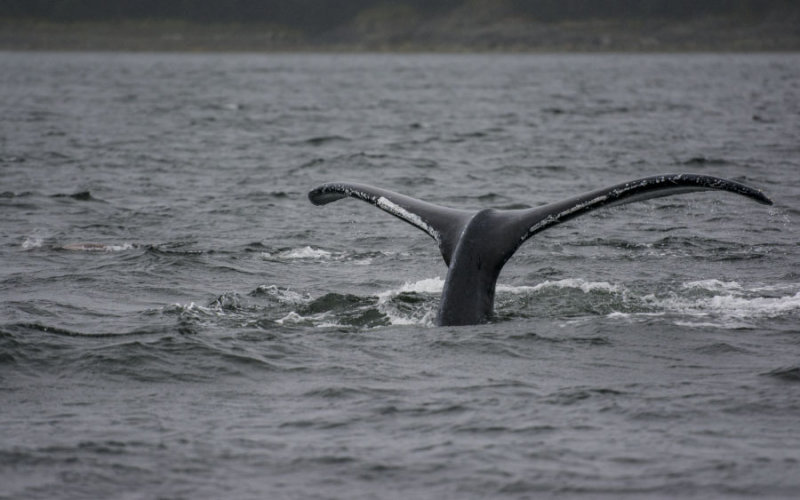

{"left": 1, "top": 52, "right": 799, "bottom": 499}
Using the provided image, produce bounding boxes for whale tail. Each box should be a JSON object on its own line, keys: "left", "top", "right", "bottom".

{"left": 309, "top": 182, "right": 473, "bottom": 266}
{"left": 309, "top": 174, "right": 772, "bottom": 326}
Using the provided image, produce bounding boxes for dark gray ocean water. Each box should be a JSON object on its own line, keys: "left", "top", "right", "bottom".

{"left": 1, "top": 52, "right": 799, "bottom": 499}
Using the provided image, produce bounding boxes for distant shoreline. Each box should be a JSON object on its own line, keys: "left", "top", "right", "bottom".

{"left": 2, "top": 18, "right": 799, "bottom": 53}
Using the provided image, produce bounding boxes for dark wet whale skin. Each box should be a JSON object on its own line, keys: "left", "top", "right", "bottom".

{"left": 309, "top": 173, "right": 773, "bottom": 326}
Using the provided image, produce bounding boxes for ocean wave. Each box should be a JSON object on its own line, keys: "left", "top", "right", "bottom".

{"left": 61, "top": 242, "right": 137, "bottom": 252}
{"left": 377, "top": 277, "right": 445, "bottom": 298}
{"left": 21, "top": 233, "right": 44, "bottom": 250}
{"left": 498, "top": 278, "right": 622, "bottom": 295}
{"left": 154, "top": 277, "right": 800, "bottom": 333}
{"left": 248, "top": 285, "right": 309, "bottom": 305}
{"left": 275, "top": 246, "right": 333, "bottom": 260}
{"left": 762, "top": 366, "right": 800, "bottom": 382}
{"left": 375, "top": 278, "right": 441, "bottom": 326}
{"left": 275, "top": 311, "right": 338, "bottom": 327}
{"left": 653, "top": 291, "right": 800, "bottom": 328}
{"left": 258, "top": 279, "right": 443, "bottom": 329}
{"left": 20, "top": 233, "right": 138, "bottom": 252}
{"left": 50, "top": 190, "right": 98, "bottom": 202}
{"left": 497, "top": 278, "right": 800, "bottom": 329}
{"left": 3, "top": 321, "right": 161, "bottom": 338}
{"left": 260, "top": 246, "right": 390, "bottom": 266}
{"left": 681, "top": 279, "right": 743, "bottom": 292}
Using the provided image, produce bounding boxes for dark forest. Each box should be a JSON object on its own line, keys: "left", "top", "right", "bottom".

{"left": 2, "top": 0, "right": 797, "bottom": 31}
{"left": 2, "top": 0, "right": 798, "bottom": 51}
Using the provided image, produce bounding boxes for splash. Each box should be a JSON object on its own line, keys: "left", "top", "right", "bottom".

{"left": 262, "top": 246, "right": 334, "bottom": 260}
{"left": 682, "top": 279, "right": 743, "bottom": 292}
{"left": 497, "top": 277, "right": 799, "bottom": 329}
{"left": 21, "top": 233, "right": 44, "bottom": 250}
{"left": 61, "top": 242, "right": 136, "bottom": 252}
{"left": 638, "top": 281, "right": 800, "bottom": 328}
{"left": 498, "top": 278, "right": 621, "bottom": 295}
{"left": 250, "top": 285, "right": 309, "bottom": 305}
{"left": 376, "top": 277, "right": 445, "bottom": 301}
{"left": 371, "top": 277, "right": 442, "bottom": 327}
{"left": 165, "top": 276, "right": 800, "bottom": 332}
{"left": 275, "top": 311, "right": 334, "bottom": 326}
{"left": 658, "top": 291, "right": 800, "bottom": 323}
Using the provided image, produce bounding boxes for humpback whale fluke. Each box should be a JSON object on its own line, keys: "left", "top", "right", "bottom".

{"left": 309, "top": 174, "right": 773, "bottom": 326}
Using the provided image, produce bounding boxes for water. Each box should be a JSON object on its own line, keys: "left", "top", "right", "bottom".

{"left": 1, "top": 51, "right": 799, "bottom": 499}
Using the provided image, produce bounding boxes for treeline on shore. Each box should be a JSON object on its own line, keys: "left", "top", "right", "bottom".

{"left": 2, "top": 0, "right": 799, "bottom": 51}
{"left": 3, "top": 0, "right": 798, "bottom": 32}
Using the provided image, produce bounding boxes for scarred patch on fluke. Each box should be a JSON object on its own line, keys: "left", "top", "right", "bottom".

{"left": 308, "top": 174, "right": 773, "bottom": 326}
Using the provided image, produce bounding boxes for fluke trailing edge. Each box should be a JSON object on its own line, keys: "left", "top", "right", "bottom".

{"left": 308, "top": 174, "right": 773, "bottom": 326}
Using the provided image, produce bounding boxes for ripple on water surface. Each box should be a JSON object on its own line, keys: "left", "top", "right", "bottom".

{"left": 1, "top": 52, "right": 799, "bottom": 499}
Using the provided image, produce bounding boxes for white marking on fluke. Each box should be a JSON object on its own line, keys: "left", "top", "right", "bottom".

{"left": 377, "top": 196, "right": 440, "bottom": 243}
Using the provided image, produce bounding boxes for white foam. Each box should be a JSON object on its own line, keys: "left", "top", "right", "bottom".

{"left": 61, "top": 242, "right": 135, "bottom": 252}
{"left": 374, "top": 277, "right": 442, "bottom": 327}
{"left": 21, "top": 234, "right": 43, "bottom": 250}
{"left": 275, "top": 311, "right": 306, "bottom": 324}
{"left": 606, "top": 311, "right": 665, "bottom": 320}
{"left": 702, "top": 292, "right": 800, "bottom": 318}
{"left": 674, "top": 320, "right": 742, "bottom": 328}
{"left": 262, "top": 247, "right": 396, "bottom": 265}
{"left": 276, "top": 311, "right": 345, "bottom": 328}
{"left": 168, "top": 301, "right": 220, "bottom": 317}
{"left": 284, "top": 246, "right": 332, "bottom": 259}
{"left": 384, "top": 308, "right": 437, "bottom": 327}
{"left": 498, "top": 278, "right": 621, "bottom": 295}
{"left": 597, "top": 278, "right": 800, "bottom": 328}
{"left": 106, "top": 243, "right": 135, "bottom": 252}
{"left": 262, "top": 246, "right": 333, "bottom": 260}
{"left": 682, "top": 279, "right": 743, "bottom": 292}
{"left": 636, "top": 288, "right": 800, "bottom": 328}
{"left": 253, "top": 285, "right": 309, "bottom": 305}
{"left": 750, "top": 283, "right": 800, "bottom": 293}
{"left": 376, "top": 277, "right": 445, "bottom": 303}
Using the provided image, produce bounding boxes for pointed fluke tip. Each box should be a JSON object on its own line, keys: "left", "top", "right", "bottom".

{"left": 308, "top": 184, "right": 347, "bottom": 206}
{"left": 663, "top": 173, "right": 773, "bottom": 206}
{"left": 720, "top": 178, "right": 773, "bottom": 206}
{"left": 752, "top": 189, "right": 774, "bottom": 206}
